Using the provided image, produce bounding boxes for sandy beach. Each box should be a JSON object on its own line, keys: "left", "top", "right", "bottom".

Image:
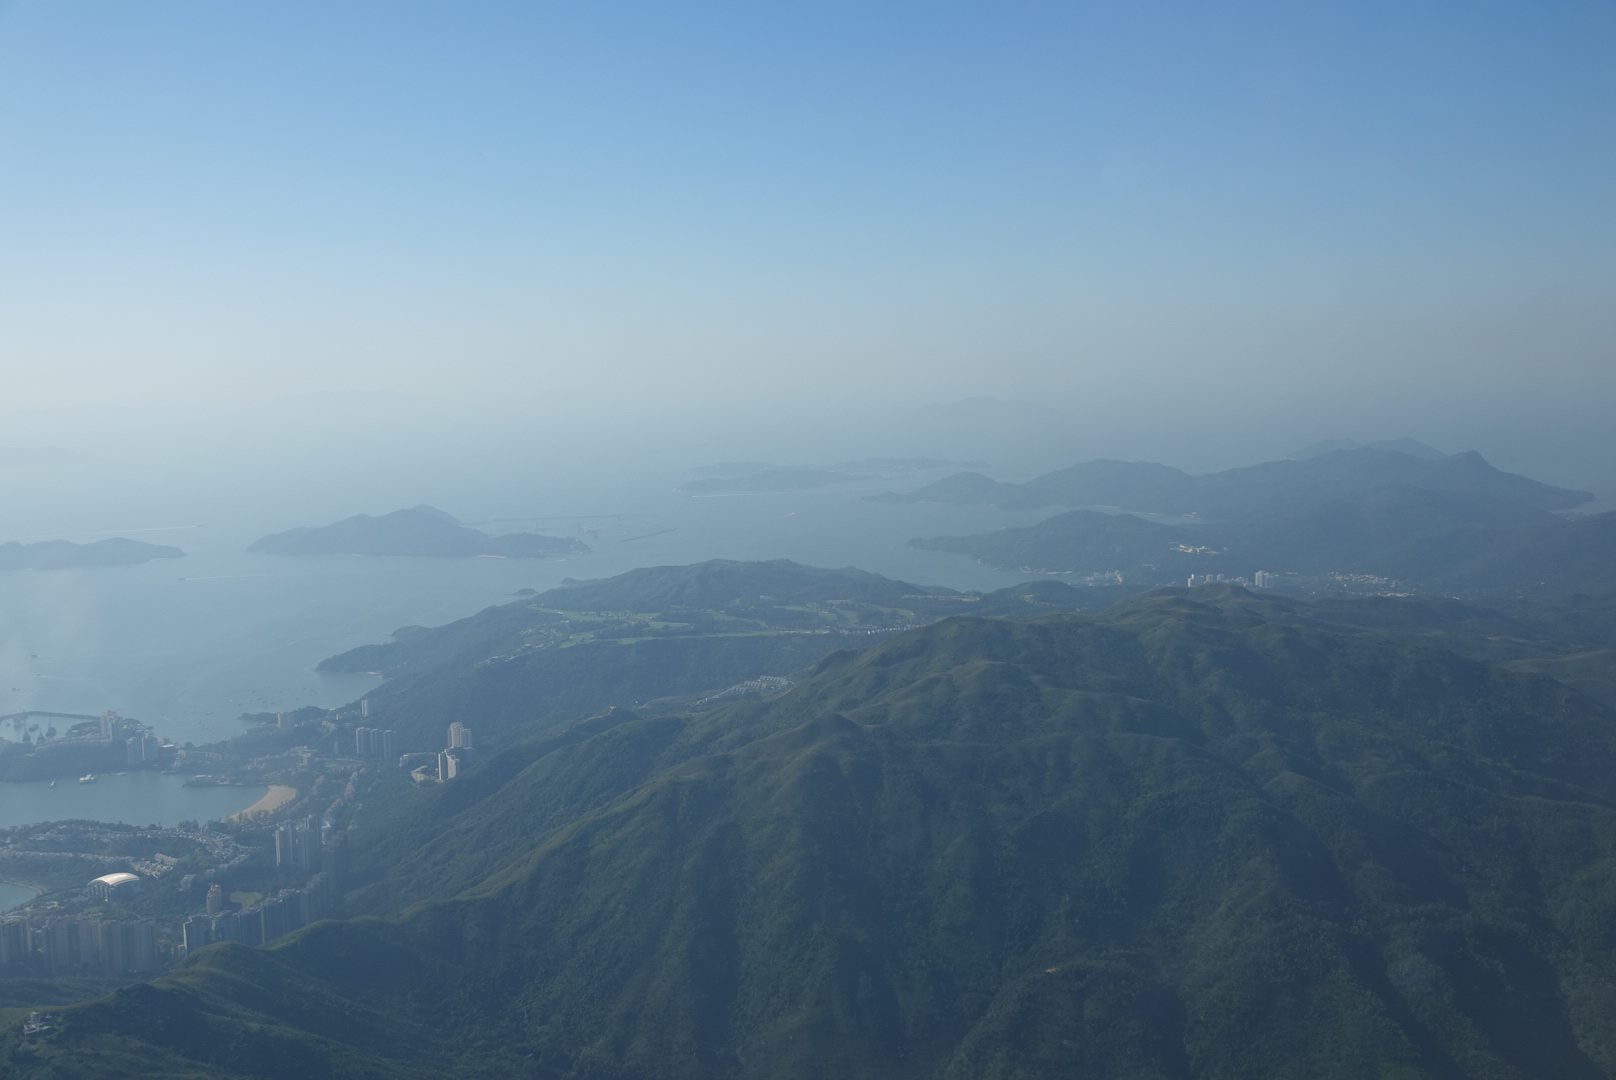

{"left": 226, "top": 784, "right": 298, "bottom": 822}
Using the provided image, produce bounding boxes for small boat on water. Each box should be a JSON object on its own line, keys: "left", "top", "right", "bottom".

{"left": 77, "top": 774, "right": 96, "bottom": 784}
{"left": 49, "top": 780, "right": 55, "bottom": 787}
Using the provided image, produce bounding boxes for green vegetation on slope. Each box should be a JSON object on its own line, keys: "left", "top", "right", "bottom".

{"left": 16, "top": 587, "right": 1616, "bottom": 1078}
{"left": 312, "top": 560, "right": 1130, "bottom": 752}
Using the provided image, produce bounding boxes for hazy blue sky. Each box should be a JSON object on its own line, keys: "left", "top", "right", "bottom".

{"left": 1, "top": 1, "right": 1612, "bottom": 451}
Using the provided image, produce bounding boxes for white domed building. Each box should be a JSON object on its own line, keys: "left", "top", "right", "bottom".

{"left": 86, "top": 872, "right": 142, "bottom": 901}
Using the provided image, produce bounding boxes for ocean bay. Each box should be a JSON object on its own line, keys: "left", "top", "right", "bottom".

{"left": 0, "top": 772, "right": 265, "bottom": 832}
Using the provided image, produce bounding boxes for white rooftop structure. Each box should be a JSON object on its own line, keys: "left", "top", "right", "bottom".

{"left": 87, "top": 872, "right": 142, "bottom": 899}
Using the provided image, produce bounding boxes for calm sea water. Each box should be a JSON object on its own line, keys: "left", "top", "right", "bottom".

{"left": 0, "top": 772, "right": 266, "bottom": 831}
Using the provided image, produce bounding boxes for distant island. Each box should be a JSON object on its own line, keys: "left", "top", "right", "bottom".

{"left": 0, "top": 537, "right": 184, "bottom": 571}
{"left": 248, "top": 505, "right": 588, "bottom": 558}
{"left": 875, "top": 445, "right": 1592, "bottom": 517}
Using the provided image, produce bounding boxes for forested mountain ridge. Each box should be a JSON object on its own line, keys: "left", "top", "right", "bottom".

{"left": 17, "top": 586, "right": 1616, "bottom": 1079}
{"left": 314, "top": 559, "right": 1129, "bottom": 753}
{"left": 317, "top": 559, "right": 1007, "bottom": 680}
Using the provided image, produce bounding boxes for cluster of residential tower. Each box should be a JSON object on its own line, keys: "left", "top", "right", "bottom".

{"left": 0, "top": 908, "right": 160, "bottom": 975}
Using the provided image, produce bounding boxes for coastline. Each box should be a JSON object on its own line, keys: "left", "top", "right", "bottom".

{"left": 225, "top": 784, "right": 297, "bottom": 822}
{"left": 0, "top": 878, "right": 45, "bottom": 912}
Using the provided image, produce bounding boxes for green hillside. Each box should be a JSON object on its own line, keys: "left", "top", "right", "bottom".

{"left": 313, "top": 560, "right": 1128, "bottom": 752}
{"left": 17, "top": 587, "right": 1616, "bottom": 1078}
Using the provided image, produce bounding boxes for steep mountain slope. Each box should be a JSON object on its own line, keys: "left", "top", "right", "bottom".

{"left": 313, "top": 560, "right": 1125, "bottom": 752}
{"left": 20, "top": 589, "right": 1616, "bottom": 1079}
{"left": 1414, "top": 449, "right": 1591, "bottom": 508}
{"left": 346, "top": 631, "right": 846, "bottom": 752}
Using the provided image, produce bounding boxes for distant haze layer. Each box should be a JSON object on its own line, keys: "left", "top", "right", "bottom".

{"left": 0, "top": 2, "right": 1609, "bottom": 457}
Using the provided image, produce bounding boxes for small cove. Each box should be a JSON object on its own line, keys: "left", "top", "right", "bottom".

{"left": 0, "top": 880, "right": 38, "bottom": 912}
{"left": 0, "top": 771, "right": 265, "bottom": 832}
